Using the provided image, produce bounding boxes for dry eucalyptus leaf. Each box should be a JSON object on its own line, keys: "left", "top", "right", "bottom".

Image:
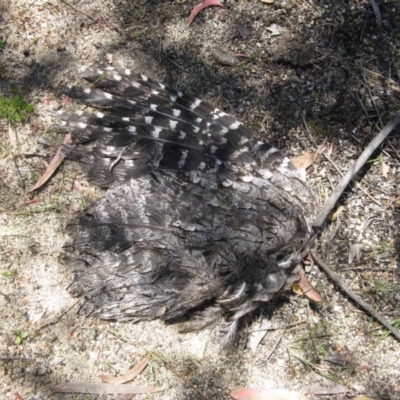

{"left": 53, "top": 382, "right": 163, "bottom": 394}
{"left": 188, "top": 0, "right": 227, "bottom": 26}
{"left": 323, "top": 354, "right": 348, "bottom": 366}
{"left": 259, "top": 0, "right": 274, "bottom": 3}
{"left": 329, "top": 205, "right": 344, "bottom": 221}
{"left": 307, "top": 372, "right": 349, "bottom": 395}
{"left": 231, "top": 388, "right": 307, "bottom": 400}
{"left": 27, "top": 133, "right": 72, "bottom": 193}
{"left": 291, "top": 151, "right": 319, "bottom": 170}
{"left": 293, "top": 268, "right": 323, "bottom": 302}
{"left": 291, "top": 140, "right": 325, "bottom": 170}
{"left": 100, "top": 357, "right": 150, "bottom": 384}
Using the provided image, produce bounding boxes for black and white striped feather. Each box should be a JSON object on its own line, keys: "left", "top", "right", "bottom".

{"left": 61, "top": 65, "right": 317, "bottom": 343}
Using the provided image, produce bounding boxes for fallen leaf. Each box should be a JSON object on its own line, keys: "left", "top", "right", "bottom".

{"left": 291, "top": 151, "right": 319, "bottom": 170}
{"left": 234, "top": 53, "right": 250, "bottom": 58}
{"left": 260, "top": 0, "right": 274, "bottom": 3}
{"left": 326, "top": 142, "right": 334, "bottom": 157}
{"left": 329, "top": 205, "right": 344, "bottom": 221}
{"left": 188, "top": 0, "right": 227, "bottom": 26}
{"left": 231, "top": 388, "right": 307, "bottom": 400}
{"left": 53, "top": 382, "right": 164, "bottom": 395}
{"left": 307, "top": 371, "right": 348, "bottom": 395}
{"left": 293, "top": 268, "right": 323, "bottom": 302}
{"left": 266, "top": 23, "right": 282, "bottom": 36}
{"left": 382, "top": 161, "right": 390, "bottom": 178}
{"left": 100, "top": 357, "right": 150, "bottom": 384}
{"left": 348, "top": 243, "right": 360, "bottom": 264}
{"left": 8, "top": 125, "right": 17, "bottom": 147}
{"left": 307, "top": 383, "right": 347, "bottom": 395}
{"left": 292, "top": 283, "right": 302, "bottom": 295}
{"left": 213, "top": 49, "right": 240, "bottom": 66}
{"left": 27, "top": 133, "right": 72, "bottom": 193}
{"left": 31, "top": 123, "right": 41, "bottom": 136}
{"left": 291, "top": 141, "right": 326, "bottom": 170}
{"left": 323, "top": 354, "right": 348, "bottom": 366}
{"left": 106, "top": 53, "right": 113, "bottom": 64}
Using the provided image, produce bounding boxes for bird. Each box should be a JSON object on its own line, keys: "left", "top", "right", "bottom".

{"left": 58, "top": 65, "right": 318, "bottom": 344}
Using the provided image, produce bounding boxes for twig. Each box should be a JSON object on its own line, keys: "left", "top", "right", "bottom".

{"left": 370, "top": 0, "right": 382, "bottom": 29}
{"left": 301, "top": 114, "right": 316, "bottom": 146}
{"left": 249, "top": 319, "right": 307, "bottom": 332}
{"left": 311, "top": 252, "right": 400, "bottom": 341}
{"left": 13, "top": 158, "right": 25, "bottom": 191}
{"left": 37, "top": 299, "right": 80, "bottom": 331}
{"left": 352, "top": 181, "right": 382, "bottom": 207}
{"left": 312, "top": 111, "right": 400, "bottom": 228}
{"left": 364, "top": 76, "right": 383, "bottom": 127}
{"left": 166, "top": 57, "right": 184, "bottom": 70}
{"left": 59, "top": 0, "right": 96, "bottom": 21}
{"left": 386, "top": 139, "right": 400, "bottom": 160}
{"left": 265, "top": 326, "right": 286, "bottom": 363}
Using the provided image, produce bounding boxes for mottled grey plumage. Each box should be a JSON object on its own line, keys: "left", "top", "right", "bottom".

{"left": 61, "top": 66, "right": 317, "bottom": 343}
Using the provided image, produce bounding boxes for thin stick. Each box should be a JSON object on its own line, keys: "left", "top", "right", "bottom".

{"left": 265, "top": 326, "right": 286, "bottom": 363}
{"left": 312, "top": 111, "right": 400, "bottom": 228}
{"left": 59, "top": 0, "right": 96, "bottom": 21}
{"left": 370, "top": 0, "right": 382, "bottom": 29}
{"left": 37, "top": 299, "right": 80, "bottom": 331}
{"left": 249, "top": 319, "right": 307, "bottom": 332}
{"left": 311, "top": 252, "right": 400, "bottom": 341}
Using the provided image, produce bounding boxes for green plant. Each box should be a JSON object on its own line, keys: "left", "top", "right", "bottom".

{"left": 0, "top": 86, "right": 34, "bottom": 123}
{"left": 292, "top": 323, "right": 332, "bottom": 361}
{"left": 127, "top": 28, "right": 156, "bottom": 40}
{"left": 1, "top": 270, "right": 13, "bottom": 279}
{"left": 14, "top": 204, "right": 61, "bottom": 215}
{"left": 0, "top": 40, "right": 4, "bottom": 51}
{"left": 15, "top": 330, "right": 28, "bottom": 345}
{"left": 374, "top": 317, "right": 400, "bottom": 342}
{"left": 30, "top": 172, "right": 39, "bottom": 184}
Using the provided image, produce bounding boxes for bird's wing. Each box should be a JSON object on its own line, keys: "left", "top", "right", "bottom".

{"left": 57, "top": 65, "right": 302, "bottom": 188}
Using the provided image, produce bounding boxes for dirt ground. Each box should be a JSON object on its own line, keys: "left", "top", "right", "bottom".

{"left": 1, "top": 0, "right": 400, "bottom": 399}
